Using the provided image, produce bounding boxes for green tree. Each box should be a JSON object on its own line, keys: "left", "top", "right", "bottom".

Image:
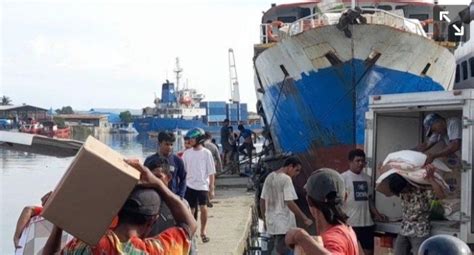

{"left": 55, "top": 106, "right": 74, "bottom": 114}
{"left": 1, "top": 96, "right": 12, "bottom": 105}
{"left": 119, "top": 111, "right": 133, "bottom": 123}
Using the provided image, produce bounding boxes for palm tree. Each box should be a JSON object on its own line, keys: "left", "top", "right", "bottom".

{"left": 1, "top": 96, "right": 12, "bottom": 105}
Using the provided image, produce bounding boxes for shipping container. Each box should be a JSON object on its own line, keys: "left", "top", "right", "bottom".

{"left": 207, "top": 115, "right": 227, "bottom": 122}
{"left": 200, "top": 101, "right": 227, "bottom": 108}
{"left": 240, "top": 103, "right": 248, "bottom": 121}
{"left": 209, "top": 107, "right": 227, "bottom": 116}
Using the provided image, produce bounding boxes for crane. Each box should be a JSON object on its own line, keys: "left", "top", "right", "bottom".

{"left": 228, "top": 48, "right": 240, "bottom": 103}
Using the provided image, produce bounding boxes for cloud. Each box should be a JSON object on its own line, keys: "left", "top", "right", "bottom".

{"left": 2, "top": 0, "right": 270, "bottom": 110}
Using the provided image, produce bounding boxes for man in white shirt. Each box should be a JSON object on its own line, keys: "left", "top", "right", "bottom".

{"left": 183, "top": 128, "right": 216, "bottom": 243}
{"left": 418, "top": 113, "right": 462, "bottom": 164}
{"left": 259, "top": 156, "right": 313, "bottom": 255}
{"left": 342, "top": 149, "right": 386, "bottom": 255}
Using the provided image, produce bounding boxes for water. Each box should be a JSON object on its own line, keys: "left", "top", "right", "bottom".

{"left": 0, "top": 131, "right": 262, "bottom": 254}
{"left": 0, "top": 133, "right": 159, "bottom": 254}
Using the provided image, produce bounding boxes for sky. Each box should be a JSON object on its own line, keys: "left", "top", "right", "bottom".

{"left": 1, "top": 0, "right": 276, "bottom": 112}
{"left": 0, "top": 0, "right": 472, "bottom": 112}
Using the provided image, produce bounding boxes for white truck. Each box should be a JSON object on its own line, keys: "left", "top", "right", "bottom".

{"left": 364, "top": 89, "right": 474, "bottom": 247}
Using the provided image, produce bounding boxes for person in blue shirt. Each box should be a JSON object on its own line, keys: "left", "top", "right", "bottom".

{"left": 237, "top": 124, "right": 255, "bottom": 159}
{"left": 145, "top": 131, "right": 187, "bottom": 198}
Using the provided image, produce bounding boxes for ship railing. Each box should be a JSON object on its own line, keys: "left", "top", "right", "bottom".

{"left": 264, "top": 8, "right": 428, "bottom": 40}
{"left": 360, "top": 8, "right": 427, "bottom": 37}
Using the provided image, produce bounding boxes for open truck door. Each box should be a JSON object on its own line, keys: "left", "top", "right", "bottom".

{"left": 364, "top": 90, "right": 474, "bottom": 247}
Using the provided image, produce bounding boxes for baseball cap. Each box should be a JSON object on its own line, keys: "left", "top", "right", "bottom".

{"left": 423, "top": 113, "right": 443, "bottom": 137}
{"left": 305, "top": 168, "right": 345, "bottom": 203}
{"left": 122, "top": 187, "right": 161, "bottom": 216}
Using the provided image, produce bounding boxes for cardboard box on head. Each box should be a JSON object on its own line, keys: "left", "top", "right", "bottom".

{"left": 42, "top": 136, "right": 141, "bottom": 245}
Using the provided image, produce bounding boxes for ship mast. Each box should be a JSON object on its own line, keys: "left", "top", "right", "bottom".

{"left": 174, "top": 57, "right": 183, "bottom": 104}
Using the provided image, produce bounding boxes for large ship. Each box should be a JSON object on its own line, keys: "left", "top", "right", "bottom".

{"left": 133, "top": 58, "right": 256, "bottom": 133}
{"left": 254, "top": 0, "right": 463, "bottom": 176}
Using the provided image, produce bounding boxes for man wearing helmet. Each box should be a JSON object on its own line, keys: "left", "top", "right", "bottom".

{"left": 417, "top": 113, "right": 462, "bottom": 165}
{"left": 418, "top": 234, "right": 471, "bottom": 255}
{"left": 182, "top": 128, "right": 216, "bottom": 243}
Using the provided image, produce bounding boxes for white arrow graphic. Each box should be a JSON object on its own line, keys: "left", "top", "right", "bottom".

{"left": 453, "top": 24, "right": 464, "bottom": 36}
{"left": 440, "top": 11, "right": 451, "bottom": 22}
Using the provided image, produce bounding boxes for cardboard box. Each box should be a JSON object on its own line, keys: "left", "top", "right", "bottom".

{"left": 42, "top": 136, "right": 140, "bottom": 245}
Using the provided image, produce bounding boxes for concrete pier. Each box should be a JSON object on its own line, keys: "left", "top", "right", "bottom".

{"left": 196, "top": 176, "right": 254, "bottom": 255}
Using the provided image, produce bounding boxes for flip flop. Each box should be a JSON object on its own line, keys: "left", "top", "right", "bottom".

{"left": 201, "top": 234, "right": 210, "bottom": 243}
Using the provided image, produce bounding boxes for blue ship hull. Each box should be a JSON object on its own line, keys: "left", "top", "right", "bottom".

{"left": 263, "top": 60, "right": 443, "bottom": 154}
{"left": 254, "top": 24, "right": 455, "bottom": 175}
{"left": 133, "top": 117, "right": 261, "bottom": 134}
{"left": 133, "top": 118, "right": 212, "bottom": 132}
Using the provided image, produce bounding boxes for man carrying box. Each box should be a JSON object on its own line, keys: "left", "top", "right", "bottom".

{"left": 42, "top": 159, "right": 197, "bottom": 255}
{"left": 417, "top": 113, "right": 462, "bottom": 164}
{"left": 145, "top": 131, "right": 187, "bottom": 198}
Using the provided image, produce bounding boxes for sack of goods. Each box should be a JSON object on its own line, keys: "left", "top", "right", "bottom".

{"left": 375, "top": 150, "right": 450, "bottom": 197}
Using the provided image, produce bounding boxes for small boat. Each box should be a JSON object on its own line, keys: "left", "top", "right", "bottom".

{"left": 19, "top": 121, "right": 42, "bottom": 134}
{"left": 110, "top": 123, "right": 138, "bottom": 134}
{"left": 0, "top": 130, "right": 82, "bottom": 158}
{"left": 40, "top": 121, "right": 71, "bottom": 139}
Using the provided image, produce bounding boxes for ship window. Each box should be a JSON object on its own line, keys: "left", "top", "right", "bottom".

{"left": 298, "top": 8, "right": 311, "bottom": 19}
{"left": 455, "top": 64, "right": 460, "bottom": 83}
{"left": 470, "top": 57, "right": 474, "bottom": 77}
{"left": 362, "top": 6, "right": 375, "bottom": 14}
{"left": 409, "top": 14, "right": 429, "bottom": 21}
{"left": 377, "top": 5, "right": 392, "bottom": 11}
{"left": 462, "top": 61, "right": 468, "bottom": 80}
{"left": 278, "top": 16, "right": 297, "bottom": 23}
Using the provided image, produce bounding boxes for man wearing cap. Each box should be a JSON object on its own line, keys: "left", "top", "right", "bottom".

{"left": 145, "top": 131, "right": 187, "bottom": 198}
{"left": 417, "top": 113, "right": 462, "bottom": 164}
{"left": 285, "top": 168, "right": 360, "bottom": 255}
{"left": 42, "top": 160, "right": 197, "bottom": 255}
{"left": 259, "top": 156, "right": 313, "bottom": 255}
{"left": 144, "top": 156, "right": 181, "bottom": 235}
{"left": 145, "top": 156, "right": 198, "bottom": 255}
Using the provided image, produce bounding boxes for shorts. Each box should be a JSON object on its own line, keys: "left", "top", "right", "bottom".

{"left": 267, "top": 234, "right": 289, "bottom": 255}
{"left": 353, "top": 226, "right": 375, "bottom": 250}
{"left": 184, "top": 187, "right": 208, "bottom": 209}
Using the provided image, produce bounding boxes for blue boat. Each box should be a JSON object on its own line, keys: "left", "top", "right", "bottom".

{"left": 254, "top": 0, "right": 456, "bottom": 175}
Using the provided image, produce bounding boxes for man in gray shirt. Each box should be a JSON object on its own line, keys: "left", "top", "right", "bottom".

{"left": 204, "top": 131, "right": 223, "bottom": 174}
{"left": 417, "top": 113, "right": 462, "bottom": 164}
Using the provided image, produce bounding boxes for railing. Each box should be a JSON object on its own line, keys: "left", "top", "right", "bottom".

{"left": 259, "top": 7, "right": 428, "bottom": 44}
{"left": 360, "top": 8, "right": 427, "bottom": 37}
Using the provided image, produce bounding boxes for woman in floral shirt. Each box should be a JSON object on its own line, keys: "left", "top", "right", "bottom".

{"left": 387, "top": 165, "right": 446, "bottom": 255}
